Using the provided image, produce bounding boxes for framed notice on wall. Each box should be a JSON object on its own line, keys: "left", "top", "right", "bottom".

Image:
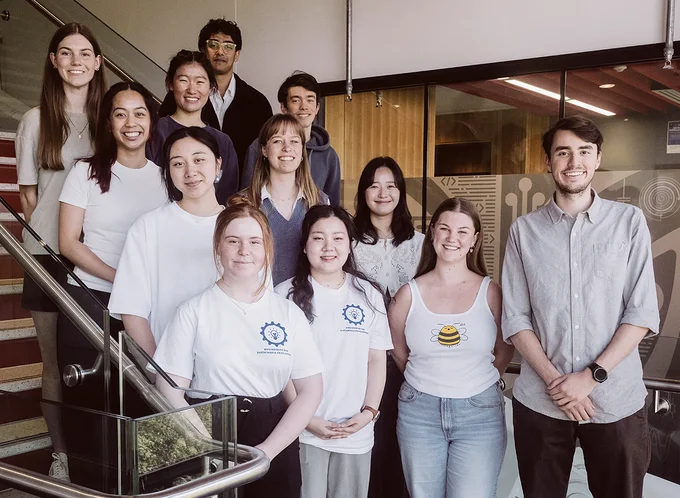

{"left": 667, "top": 121, "right": 680, "bottom": 153}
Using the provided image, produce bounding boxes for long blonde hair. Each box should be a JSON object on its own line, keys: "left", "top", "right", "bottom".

{"left": 247, "top": 114, "right": 320, "bottom": 206}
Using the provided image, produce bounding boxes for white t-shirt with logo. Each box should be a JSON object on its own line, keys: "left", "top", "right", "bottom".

{"left": 154, "top": 284, "right": 324, "bottom": 398}
{"left": 59, "top": 160, "right": 167, "bottom": 293}
{"left": 109, "top": 202, "right": 220, "bottom": 344}
{"left": 275, "top": 275, "right": 393, "bottom": 454}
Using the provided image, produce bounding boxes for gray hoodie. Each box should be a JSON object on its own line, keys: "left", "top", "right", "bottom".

{"left": 240, "top": 124, "right": 341, "bottom": 205}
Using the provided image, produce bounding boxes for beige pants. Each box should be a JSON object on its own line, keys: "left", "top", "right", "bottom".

{"left": 300, "top": 443, "right": 372, "bottom": 498}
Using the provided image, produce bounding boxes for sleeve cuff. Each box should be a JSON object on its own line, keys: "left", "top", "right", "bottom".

{"left": 620, "top": 307, "right": 660, "bottom": 337}
{"left": 502, "top": 315, "right": 534, "bottom": 343}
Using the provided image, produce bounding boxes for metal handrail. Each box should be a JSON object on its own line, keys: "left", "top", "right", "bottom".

{"left": 0, "top": 220, "right": 172, "bottom": 414}
{"left": 505, "top": 362, "right": 680, "bottom": 393}
{"left": 23, "top": 0, "right": 162, "bottom": 104}
{"left": 0, "top": 446, "right": 269, "bottom": 498}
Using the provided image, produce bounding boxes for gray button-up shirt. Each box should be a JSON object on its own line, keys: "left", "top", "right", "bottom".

{"left": 501, "top": 191, "right": 659, "bottom": 423}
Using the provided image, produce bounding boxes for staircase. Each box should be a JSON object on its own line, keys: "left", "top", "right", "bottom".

{"left": 0, "top": 132, "right": 52, "bottom": 481}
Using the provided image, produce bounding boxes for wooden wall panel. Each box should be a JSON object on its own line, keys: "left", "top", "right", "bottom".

{"left": 325, "top": 87, "right": 425, "bottom": 180}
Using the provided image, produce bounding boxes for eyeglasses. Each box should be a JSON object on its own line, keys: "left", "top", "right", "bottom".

{"left": 206, "top": 39, "right": 237, "bottom": 53}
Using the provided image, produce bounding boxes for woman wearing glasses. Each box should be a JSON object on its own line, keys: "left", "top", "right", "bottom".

{"left": 147, "top": 50, "right": 239, "bottom": 204}
{"left": 15, "top": 22, "right": 106, "bottom": 482}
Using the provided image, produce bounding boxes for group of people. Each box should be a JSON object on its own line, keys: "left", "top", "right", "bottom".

{"left": 14, "top": 16, "right": 659, "bottom": 498}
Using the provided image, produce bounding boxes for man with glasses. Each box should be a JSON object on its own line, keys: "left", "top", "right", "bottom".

{"left": 502, "top": 116, "right": 659, "bottom": 498}
{"left": 159, "top": 19, "right": 272, "bottom": 171}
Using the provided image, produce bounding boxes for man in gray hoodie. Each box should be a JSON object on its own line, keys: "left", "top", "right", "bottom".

{"left": 240, "top": 72, "right": 341, "bottom": 205}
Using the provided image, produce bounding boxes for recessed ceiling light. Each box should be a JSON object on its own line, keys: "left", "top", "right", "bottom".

{"left": 599, "top": 83, "right": 616, "bottom": 89}
{"left": 496, "top": 77, "right": 510, "bottom": 80}
{"left": 393, "top": 104, "right": 400, "bottom": 108}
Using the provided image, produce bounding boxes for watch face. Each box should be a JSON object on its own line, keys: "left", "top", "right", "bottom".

{"left": 594, "top": 368, "right": 608, "bottom": 382}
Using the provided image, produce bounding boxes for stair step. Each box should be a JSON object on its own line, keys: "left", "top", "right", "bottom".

{"left": 0, "top": 140, "right": 15, "bottom": 157}
{"left": 0, "top": 376, "right": 41, "bottom": 393}
{"left": 0, "top": 255, "right": 24, "bottom": 282}
{"left": 0, "top": 489, "right": 41, "bottom": 498}
{"left": 0, "top": 219, "right": 23, "bottom": 241}
{"left": 0, "top": 293, "right": 31, "bottom": 322}
{"left": 0, "top": 193, "right": 21, "bottom": 213}
{"left": 0, "top": 318, "right": 33, "bottom": 332}
{"left": 0, "top": 433, "right": 51, "bottom": 460}
{"left": 0, "top": 133, "right": 16, "bottom": 141}
{"left": 0, "top": 338, "right": 40, "bottom": 369}
{"left": 0, "top": 278, "right": 22, "bottom": 295}
{"left": 0, "top": 326, "right": 36, "bottom": 341}
{"left": 0, "top": 166, "right": 17, "bottom": 185}
{"left": 0, "top": 418, "right": 46, "bottom": 446}
{"left": 0, "top": 363, "right": 42, "bottom": 384}
{"left": 0, "top": 159, "right": 16, "bottom": 166}
{"left": 0, "top": 389, "right": 42, "bottom": 426}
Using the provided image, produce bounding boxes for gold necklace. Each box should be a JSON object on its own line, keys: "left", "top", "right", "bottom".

{"left": 67, "top": 115, "right": 89, "bottom": 140}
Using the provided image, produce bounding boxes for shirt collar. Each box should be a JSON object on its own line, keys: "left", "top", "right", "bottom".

{"left": 261, "top": 185, "right": 305, "bottom": 203}
{"left": 226, "top": 74, "right": 236, "bottom": 97}
{"left": 546, "top": 189, "right": 601, "bottom": 225}
{"left": 210, "top": 75, "right": 237, "bottom": 103}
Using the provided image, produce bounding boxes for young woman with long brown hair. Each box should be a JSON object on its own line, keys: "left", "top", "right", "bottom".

{"left": 15, "top": 22, "right": 106, "bottom": 481}
{"left": 389, "top": 198, "right": 514, "bottom": 498}
{"left": 154, "top": 197, "right": 323, "bottom": 498}
{"left": 245, "top": 113, "right": 328, "bottom": 286}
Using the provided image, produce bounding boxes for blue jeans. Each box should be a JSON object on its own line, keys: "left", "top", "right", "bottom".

{"left": 396, "top": 381, "right": 507, "bottom": 498}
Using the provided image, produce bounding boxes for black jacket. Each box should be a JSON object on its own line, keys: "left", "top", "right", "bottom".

{"left": 159, "top": 74, "right": 273, "bottom": 173}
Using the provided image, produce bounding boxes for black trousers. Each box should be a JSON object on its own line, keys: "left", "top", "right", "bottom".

{"left": 368, "top": 354, "right": 409, "bottom": 498}
{"left": 210, "top": 392, "right": 301, "bottom": 498}
{"left": 512, "top": 397, "right": 650, "bottom": 498}
{"left": 57, "top": 284, "right": 151, "bottom": 492}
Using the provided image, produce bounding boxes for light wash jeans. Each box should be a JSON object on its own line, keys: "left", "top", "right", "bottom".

{"left": 396, "top": 381, "right": 507, "bottom": 498}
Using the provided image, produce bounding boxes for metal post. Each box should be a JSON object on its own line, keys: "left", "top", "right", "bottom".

{"left": 664, "top": 0, "right": 676, "bottom": 69}
{"left": 345, "top": 0, "right": 353, "bottom": 101}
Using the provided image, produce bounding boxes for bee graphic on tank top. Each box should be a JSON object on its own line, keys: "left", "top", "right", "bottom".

{"left": 431, "top": 324, "right": 467, "bottom": 347}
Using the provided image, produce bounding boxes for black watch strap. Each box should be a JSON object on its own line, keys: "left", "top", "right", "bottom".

{"left": 588, "top": 362, "right": 608, "bottom": 383}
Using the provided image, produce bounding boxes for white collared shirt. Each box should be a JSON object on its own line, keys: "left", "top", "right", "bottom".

{"left": 209, "top": 75, "right": 237, "bottom": 128}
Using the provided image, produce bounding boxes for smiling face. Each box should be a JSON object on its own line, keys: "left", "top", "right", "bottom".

{"left": 262, "top": 124, "right": 304, "bottom": 176}
{"left": 110, "top": 90, "right": 150, "bottom": 154}
{"left": 546, "top": 129, "right": 601, "bottom": 197}
{"left": 431, "top": 210, "right": 478, "bottom": 266}
{"left": 171, "top": 62, "right": 211, "bottom": 114}
{"left": 217, "top": 216, "right": 266, "bottom": 280}
{"left": 281, "top": 86, "right": 319, "bottom": 129}
{"left": 50, "top": 34, "right": 101, "bottom": 91}
{"left": 365, "top": 166, "right": 400, "bottom": 218}
{"left": 305, "top": 216, "right": 350, "bottom": 277}
{"left": 168, "top": 136, "right": 221, "bottom": 200}
{"left": 204, "top": 32, "right": 240, "bottom": 76}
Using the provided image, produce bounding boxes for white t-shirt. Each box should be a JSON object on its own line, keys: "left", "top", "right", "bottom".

{"left": 59, "top": 160, "right": 167, "bottom": 293}
{"left": 354, "top": 232, "right": 424, "bottom": 297}
{"left": 109, "top": 202, "right": 220, "bottom": 344}
{"left": 403, "top": 276, "right": 500, "bottom": 399}
{"left": 16, "top": 107, "right": 92, "bottom": 255}
{"left": 275, "top": 275, "right": 393, "bottom": 454}
{"left": 154, "top": 284, "right": 324, "bottom": 398}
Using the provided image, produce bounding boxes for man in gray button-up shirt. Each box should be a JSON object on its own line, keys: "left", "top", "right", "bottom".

{"left": 501, "top": 116, "right": 659, "bottom": 498}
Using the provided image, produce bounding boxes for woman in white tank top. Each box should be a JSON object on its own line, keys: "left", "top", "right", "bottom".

{"left": 389, "top": 197, "right": 514, "bottom": 498}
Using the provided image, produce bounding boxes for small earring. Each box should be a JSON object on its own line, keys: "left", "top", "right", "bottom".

{"left": 469, "top": 247, "right": 474, "bottom": 253}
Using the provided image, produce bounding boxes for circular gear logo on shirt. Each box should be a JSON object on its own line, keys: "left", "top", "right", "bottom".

{"left": 342, "top": 304, "right": 365, "bottom": 325}
{"left": 260, "top": 322, "right": 288, "bottom": 347}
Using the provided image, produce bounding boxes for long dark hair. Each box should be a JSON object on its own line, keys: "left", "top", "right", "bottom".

{"left": 39, "top": 23, "right": 106, "bottom": 171}
{"left": 415, "top": 197, "right": 487, "bottom": 278}
{"left": 288, "top": 205, "right": 384, "bottom": 323}
{"left": 355, "top": 156, "right": 415, "bottom": 246}
{"left": 160, "top": 126, "right": 221, "bottom": 202}
{"left": 83, "top": 82, "right": 157, "bottom": 193}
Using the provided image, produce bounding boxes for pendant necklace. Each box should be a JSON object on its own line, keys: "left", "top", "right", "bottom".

{"left": 67, "top": 115, "right": 89, "bottom": 140}
{"left": 221, "top": 280, "right": 258, "bottom": 315}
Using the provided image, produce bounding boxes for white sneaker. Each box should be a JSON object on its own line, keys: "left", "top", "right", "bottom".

{"left": 49, "top": 452, "right": 70, "bottom": 482}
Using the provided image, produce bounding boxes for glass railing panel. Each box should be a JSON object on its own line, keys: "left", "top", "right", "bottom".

{"left": 131, "top": 396, "right": 236, "bottom": 495}
{"left": 0, "top": 388, "right": 133, "bottom": 493}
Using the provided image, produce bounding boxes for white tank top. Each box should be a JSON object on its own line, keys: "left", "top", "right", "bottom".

{"left": 403, "top": 276, "right": 500, "bottom": 398}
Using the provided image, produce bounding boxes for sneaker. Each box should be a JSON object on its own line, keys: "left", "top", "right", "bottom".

{"left": 49, "top": 452, "right": 70, "bottom": 482}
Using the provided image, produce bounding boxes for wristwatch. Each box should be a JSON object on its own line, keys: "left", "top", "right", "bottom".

{"left": 361, "top": 405, "right": 381, "bottom": 422}
{"left": 588, "top": 362, "right": 608, "bottom": 383}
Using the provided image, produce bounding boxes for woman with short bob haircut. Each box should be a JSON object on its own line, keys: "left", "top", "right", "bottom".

{"left": 389, "top": 197, "right": 514, "bottom": 498}
{"left": 155, "top": 196, "right": 323, "bottom": 498}
{"left": 147, "top": 49, "right": 239, "bottom": 203}
{"left": 246, "top": 113, "right": 328, "bottom": 286}
{"left": 275, "top": 205, "right": 391, "bottom": 498}
{"left": 110, "top": 126, "right": 224, "bottom": 356}
{"left": 15, "top": 22, "right": 106, "bottom": 481}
